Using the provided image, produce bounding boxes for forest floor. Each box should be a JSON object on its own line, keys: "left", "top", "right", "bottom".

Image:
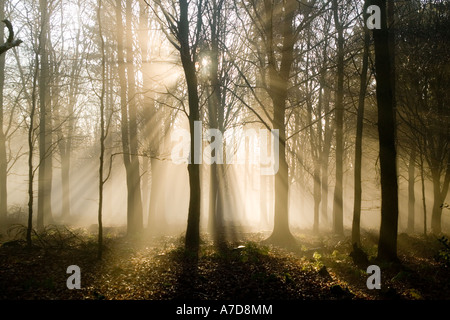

{"left": 0, "top": 225, "right": 449, "bottom": 300}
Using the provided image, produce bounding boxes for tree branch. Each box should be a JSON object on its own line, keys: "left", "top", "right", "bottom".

{"left": 0, "top": 19, "right": 22, "bottom": 55}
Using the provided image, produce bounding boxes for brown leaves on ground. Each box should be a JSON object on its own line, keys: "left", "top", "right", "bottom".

{"left": 0, "top": 228, "right": 448, "bottom": 300}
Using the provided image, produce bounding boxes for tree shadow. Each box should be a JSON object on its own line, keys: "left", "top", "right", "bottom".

{"left": 169, "top": 247, "right": 201, "bottom": 300}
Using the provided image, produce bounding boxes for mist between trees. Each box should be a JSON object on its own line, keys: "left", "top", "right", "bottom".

{"left": 0, "top": 0, "right": 448, "bottom": 262}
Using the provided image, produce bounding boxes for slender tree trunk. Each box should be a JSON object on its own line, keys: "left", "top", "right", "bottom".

{"left": 138, "top": 0, "right": 150, "bottom": 220}
{"left": 419, "top": 151, "right": 427, "bottom": 236}
{"left": 373, "top": 0, "right": 399, "bottom": 261}
{"left": 407, "top": 145, "right": 416, "bottom": 233}
{"left": 37, "top": 0, "right": 53, "bottom": 231}
{"left": 260, "top": 173, "right": 269, "bottom": 228}
{"left": 207, "top": 1, "right": 225, "bottom": 242}
{"left": 313, "top": 165, "right": 321, "bottom": 233}
{"left": 138, "top": 1, "right": 159, "bottom": 232}
{"left": 116, "top": 0, "right": 131, "bottom": 231}
{"left": 60, "top": 12, "right": 81, "bottom": 221}
{"left": 352, "top": 20, "right": 370, "bottom": 246}
{"left": 332, "top": 0, "right": 344, "bottom": 235}
{"left": 0, "top": 0, "right": 7, "bottom": 229}
{"left": 97, "top": 0, "right": 106, "bottom": 259}
{"left": 147, "top": 157, "right": 157, "bottom": 232}
{"left": 178, "top": 0, "right": 201, "bottom": 253}
{"left": 27, "top": 53, "right": 39, "bottom": 248}
{"left": 305, "top": 30, "right": 322, "bottom": 234}
{"left": 321, "top": 86, "right": 332, "bottom": 229}
{"left": 60, "top": 150, "right": 70, "bottom": 219}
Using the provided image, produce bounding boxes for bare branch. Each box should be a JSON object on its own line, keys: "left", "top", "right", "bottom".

{"left": 0, "top": 19, "right": 23, "bottom": 55}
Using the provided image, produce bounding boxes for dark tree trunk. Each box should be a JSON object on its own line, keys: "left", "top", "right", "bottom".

{"left": 207, "top": 1, "right": 225, "bottom": 244}
{"left": 264, "top": 0, "right": 296, "bottom": 246}
{"left": 352, "top": 18, "right": 370, "bottom": 246}
{"left": 373, "top": 0, "right": 399, "bottom": 262}
{"left": 332, "top": 0, "right": 344, "bottom": 235}
{"left": 407, "top": 146, "right": 416, "bottom": 233}
{"left": 430, "top": 165, "right": 449, "bottom": 234}
{"left": 321, "top": 86, "right": 333, "bottom": 229}
{"left": 419, "top": 151, "right": 427, "bottom": 235}
{"left": 431, "top": 170, "right": 442, "bottom": 234}
{"left": 27, "top": 53, "right": 39, "bottom": 247}
{"left": 178, "top": 0, "right": 201, "bottom": 253}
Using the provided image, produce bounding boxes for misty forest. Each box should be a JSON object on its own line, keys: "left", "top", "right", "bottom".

{"left": 0, "top": 0, "right": 449, "bottom": 301}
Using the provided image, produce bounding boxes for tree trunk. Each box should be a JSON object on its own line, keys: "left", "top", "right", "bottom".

{"left": 0, "top": 0, "right": 7, "bottom": 229}
{"left": 207, "top": 1, "right": 225, "bottom": 242}
{"left": 37, "top": 0, "right": 53, "bottom": 231}
{"left": 125, "top": 0, "right": 143, "bottom": 234}
{"left": 264, "top": 0, "right": 296, "bottom": 246}
{"left": 59, "top": 8, "right": 81, "bottom": 221}
{"left": 332, "top": 0, "right": 344, "bottom": 235}
{"left": 97, "top": 0, "right": 106, "bottom": 259}
{"left": 431, "top": 170, "right": 442, "bottom": 234}
{"left": 148, "top": 157, "right": 167, "bottom": 234}
{"left": 260, "top": 173, "right": 269, "bottom": 229}
{"left": 27, "top": 53, "right": 39, "bottom": 247}
{"left": 116, "top": 0, "right": 143, "bottom": 236}
{"left": 178, "top": 0, "right": 201, "bottom": 253}
{"left": 60, "top": 151, "right": 70, "bottom": 220}
{"left": 419, "top": 151, "right": 427, "bottom": 235}
{"left": 373, "top": 0, "right": 399, "bottom": 261}
{"left": 407, "top": 145, "right": 416, "bottom": 233}
{"left": 352, "top": 19, "right": 370, "bottom": 246}
{"left": 313, "top": 164, "right": 321, "bottom": 233}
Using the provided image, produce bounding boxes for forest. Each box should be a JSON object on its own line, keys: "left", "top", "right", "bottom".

{"left": 0, "top": 0, "right": 449, "bottom": 303}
